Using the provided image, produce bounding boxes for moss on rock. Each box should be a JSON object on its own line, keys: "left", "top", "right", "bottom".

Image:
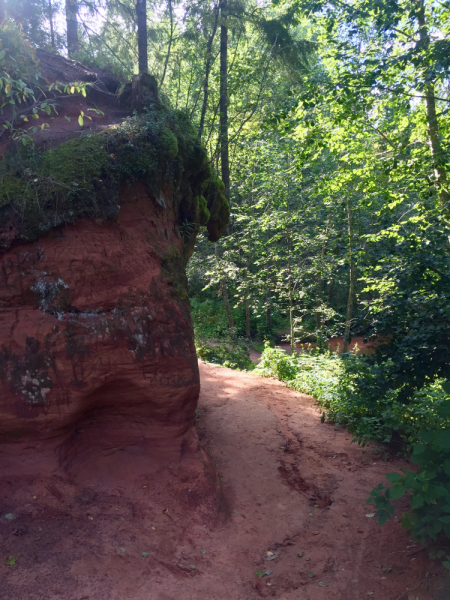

{"left": 0, "top": 102, "right": 229, "bottom": 253}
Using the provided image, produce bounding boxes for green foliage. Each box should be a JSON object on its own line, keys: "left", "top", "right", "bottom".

{"left": 190, "top": 298, "right": 229, "bottom": 340}
{"left": 196, "top": 338, "right": 254, "bottom": 371}
{"left": 191, "top": 298, "right": 254, "bottom": 370}
{"left": 255, "top": 343, "right": 298, "bottom": 381}
{"left": 0, "top": 19, "right": 39, "bottom": 108}
{"left": 367, "top": 382, "right": 450, "bottom": 556}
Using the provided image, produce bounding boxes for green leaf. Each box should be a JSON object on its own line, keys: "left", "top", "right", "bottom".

{"left": 78, "top": 115, "right": 83, "bottom": 126}
{"left": 5, "top": 555, "right": 17, "bottom": 566}
{"left": 441, "top": 381, "right": 450, "bottom": 395}
{"left": 390, "top": 485, "right": 406, "bottom": 499}
{"left": 411, "top": 494, "right": 425, "bottom": 509}
{"left": 385, "top": 473, "right": 402, "bottom": 483}
{"left": 438, "top": 516, "right": 450, "bottom": 524}
{"left": 435, "top": 430, "right": 450, "bottom": 450}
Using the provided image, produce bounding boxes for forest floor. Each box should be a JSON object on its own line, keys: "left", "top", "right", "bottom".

{"left": 1, "top": 362, "right": 449, "bottom": 600}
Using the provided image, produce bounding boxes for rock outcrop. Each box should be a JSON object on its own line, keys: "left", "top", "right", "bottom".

{"left": 0, "top": 57, "right": 229, "bottom": 479}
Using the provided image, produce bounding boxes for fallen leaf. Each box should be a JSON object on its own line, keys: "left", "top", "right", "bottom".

{"left": 142, "top": 552, "right": 149, "bottom": 557}
{"left": 5, "top": 555, "right": 17, "bottom": 566}
{"left": 5, "top": 513, "right": 14, "bottom": 520}
{"left": 189, "top": 565, "right": 196, "bottom": 569}
{"left": 267, "top": 582, "right": 272, "bottom": 586}
{"left": 151, "top": 526, "right": 156, "bottom": 531}
{"left": 297, "top": 553, "right": 304, "bottom": 558}
{"left": 88, "top": 516, "right": 94, "bottom": 521}
{"left": 119, "top": 547, "right": 125, "bottom": 552}
{"left": 200, "top": 549, "right": 206, "bottom": 554}
{"left": 143, "top": 486, "right": 147, "bottom": 489}
{"left": 266, "top": 555, "right": 277, "bottom": 561}
{"left": 309, "top": 513, "right": 313, "bottom": 516}
{"left": 314, "top": 504, "right": 319, "bottom": 508}
{"left": 264, "top": 570, "right": 273, "bottom": 576}
{"left": 366, "top": 513, "right": 375, "bottom": 518}
{"left": 267, "top": 551, "right": 274, "bottom": 557}
{"left": 381, "top": 567, "right": 392, "bottom": 573}
{"left": 163, "top": 508, "right": 169, "bottom": 514}
{"left": 308, "top": 572, "right": 315, "bottom": 578}
{"left": 318, "top": 582, "right": 326, "bottom": 587}
{"left": 256, "top": 570, "right": 265, "bottom": 577}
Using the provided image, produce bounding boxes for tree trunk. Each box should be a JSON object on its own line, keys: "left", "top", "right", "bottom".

{"left": 136, "top": 0, "right": 148, "bottom": 74}
{"left": 221, "top": 281, "right": 235, "bottom": 335}
{"left": 315, "top": 219, "right": 329, "bottom": 332}
{"left": 245, "top": 294, "right": 251, "bottom": 339}
{"left": 219, "top": 0, "right": 230, "bottom": 200}
{"left": 287, "top": 243, "right": 294, "bottom": 355}
{"left": 48, "top": 0, "right": 55, "bottom": 49}
{"left": 160, "top": 0, "right": 173, "bottom": 87}
{"left": 197, "top": 3, "right": 219, "bottom": 140}
{"left": 65, "top": 0, "right": 79, "bottom": 57}
{"left": 416, "top": 0, "right": 448, "bottom": 206}
{"left": 215, "top": 243, "right": 235, "bottom": 338}
{"left": 343, "top": 200, "right": 355, "bottom": 353}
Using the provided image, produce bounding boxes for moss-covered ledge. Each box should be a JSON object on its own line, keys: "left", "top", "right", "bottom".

{"left": 0, "top": 103, "right": 229, "bottom": 255}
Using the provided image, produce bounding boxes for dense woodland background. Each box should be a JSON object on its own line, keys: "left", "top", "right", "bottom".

{"left": 1, "top": 0, "right": 450, "bottom": 559}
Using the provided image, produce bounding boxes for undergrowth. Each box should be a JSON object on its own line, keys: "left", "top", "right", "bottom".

{"left": 255, "top": 343, "right": 450, "bottom": 562}
{"left": 195, "top": 337, "right": 254, "bottom": 371}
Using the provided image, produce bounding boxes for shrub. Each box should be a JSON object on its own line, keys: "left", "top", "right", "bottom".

{"left": 195, "top": 338, "right": 254, "bottom": 371}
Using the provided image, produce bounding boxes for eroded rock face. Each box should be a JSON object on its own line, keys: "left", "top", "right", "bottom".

{"left": 0, "top": 185, "right": 200, "bottom": 477}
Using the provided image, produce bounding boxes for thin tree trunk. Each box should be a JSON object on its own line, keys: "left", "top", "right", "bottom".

{"left": 48, "top": 0, "right": 55, "bottom": 49}
{"left": 416, "top": 0, "right": 448, "bottom": 206}
{"left": 343, "top": 200, "right": 355, "bottom": 353}
{"left": 286, "top": 231, "right": 295, "bottom": 355}
{"left": 315, "top": 219, "right": 329, "bottom": 331}
{"left": 215, "top": 243, "right": 235, "bottom": 338}
{"left": 197, "top": 2, "right": 219, "bottom": 140}
{"left": 245, "top": 295, "right": 251, "bottom": 339}
{"left": 219, "top": 0, "right": 230, "bottom": 200}
{"left": 288, "top": 280, "right": 294, "bottom": 354}
{"left": 222, "top": 282, "right": 235, "bottom": 333}
{"left": 65, "top": 0, "right": 79, "bottom": 57}
{"left": 136, "top": 0, "right": 148, "bottom": 74}
{"left": 266, "top": 292, "right": 272, "bottom": 331}
{"left": 160, "top": 0, "right": 173, "bottom": 87}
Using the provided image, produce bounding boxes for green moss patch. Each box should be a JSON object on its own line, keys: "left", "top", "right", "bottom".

{"left": 0, "top": 103, "right": 229, "bottom": 253}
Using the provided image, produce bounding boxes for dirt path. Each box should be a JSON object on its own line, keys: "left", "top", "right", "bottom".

{"left": 1, "top": 362, "right": 448, "bottom": 600}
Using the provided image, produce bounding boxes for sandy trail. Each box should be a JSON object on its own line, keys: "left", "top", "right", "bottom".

{"left": 1, "top": 362, "right": 448, "bottom": 600}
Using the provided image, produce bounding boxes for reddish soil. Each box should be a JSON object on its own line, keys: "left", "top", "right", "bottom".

{"left": 1, "top": 362, "right": 449, "bottom": 600}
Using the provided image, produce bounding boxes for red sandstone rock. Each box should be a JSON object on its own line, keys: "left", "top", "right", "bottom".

{"left": 0, "top": 185, "right": 200, "bottom": 478}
